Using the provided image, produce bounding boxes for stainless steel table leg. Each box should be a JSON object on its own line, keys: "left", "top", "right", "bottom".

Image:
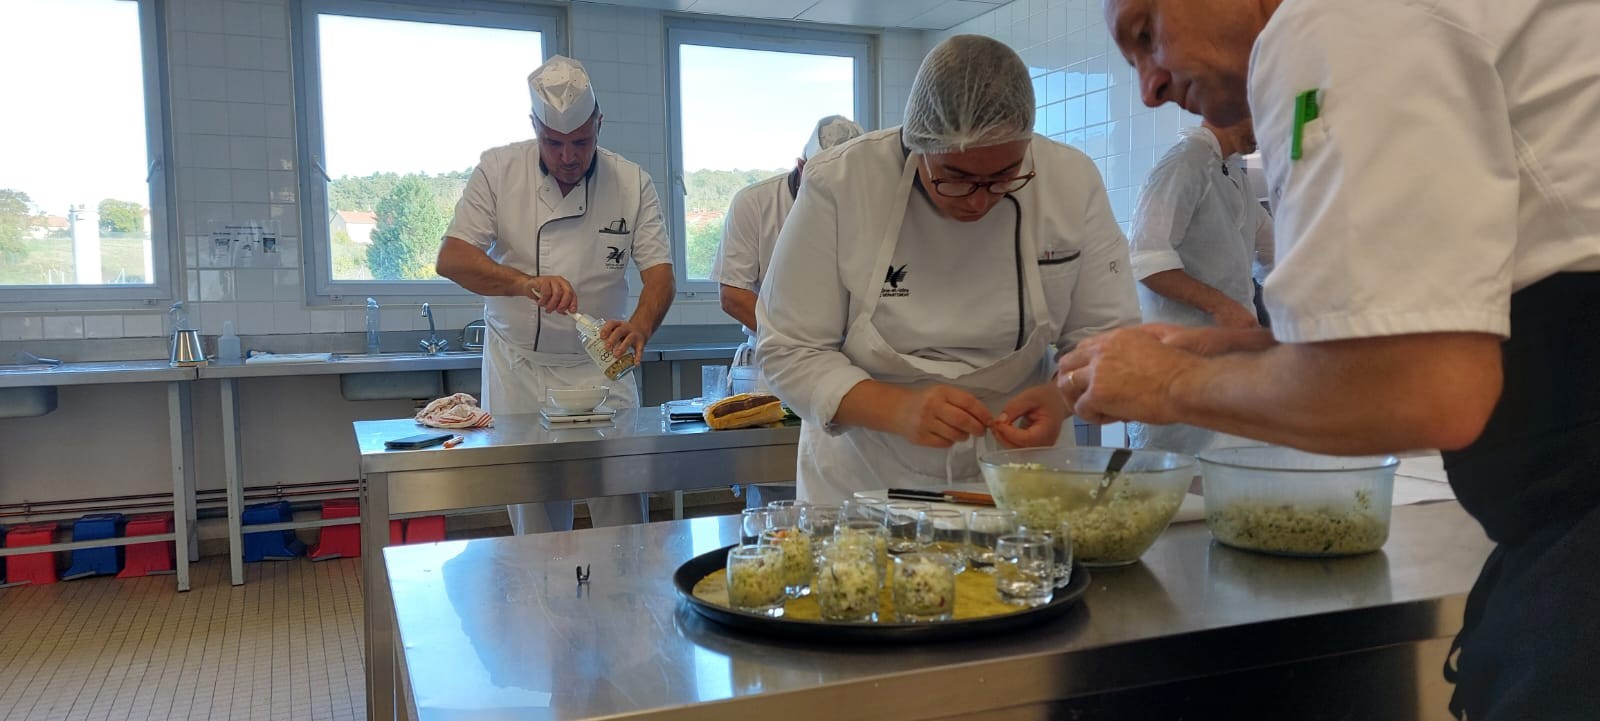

{"left": 672, "top": 490, "right": 684, "bottom": 520}
{"left": 364, "top": 470, "right": 396, "bottom": 721}
{"left": 221, "top": 378, "right": 246, "bottom": 586}
{"left": 166, "top": 381, "right": 195, "bottom": 592}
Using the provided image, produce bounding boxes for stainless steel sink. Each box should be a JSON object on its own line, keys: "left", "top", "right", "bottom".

{"left": 0, "top": 386, "right": 58, "bottom": 417}
{"left": 332, "top": 351, "right": 481, "bottom": 361}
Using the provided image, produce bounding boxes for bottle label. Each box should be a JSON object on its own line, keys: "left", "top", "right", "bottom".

{"left": 583, "top": 335, "right": 637, "bottom": 380}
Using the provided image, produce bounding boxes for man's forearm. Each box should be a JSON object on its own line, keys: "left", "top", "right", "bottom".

{"left": 719, "top": 285, "right": 758, "bottom": 330}
{"left": 436, "top": 237, "right": 529, "bottom": 297}
{"left": 630, "top": 265, "right": 675, "bottom": 335}
{"left": 1141, "top": 269, "right": 1244, "bottom": 317}
{"left": 1167, "top": 333, "right": 1503, "bottom": 454}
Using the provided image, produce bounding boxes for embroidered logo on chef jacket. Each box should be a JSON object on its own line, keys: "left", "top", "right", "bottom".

{"left": 599, "top": 217, "right": 632, "bottom": 235}
{"left": 881, "top": 264, "right": 910, "bottom": 297}
{"left": 603, "top": 246, "right": 627, "bottom": 270}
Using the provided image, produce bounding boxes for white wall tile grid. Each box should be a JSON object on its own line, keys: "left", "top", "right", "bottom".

{"left": 7, "top": 0, "right": 927, "bottom": 337}
{"left": 936, "top": 0, "right": 1201, "bottom": 233}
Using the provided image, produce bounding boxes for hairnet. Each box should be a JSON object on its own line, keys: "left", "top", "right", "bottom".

{"left": 902, "top": 35, "right": 1036, "bottom": 154}
{"left": 802, "top": 115, "right": 865, "bottom": 159}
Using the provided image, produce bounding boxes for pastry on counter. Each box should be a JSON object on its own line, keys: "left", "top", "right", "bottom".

{"left": 703, "top": 392, "right": 785, "bottom": 430}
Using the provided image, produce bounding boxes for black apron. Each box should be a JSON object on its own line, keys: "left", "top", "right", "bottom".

{"left": 1440, "top": 272, "right": 1600, "bottom": 720}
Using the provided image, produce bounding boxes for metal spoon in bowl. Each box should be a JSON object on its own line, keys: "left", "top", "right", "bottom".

{"left": 1087, "top": 447, "right": 1134, "bottom": 508}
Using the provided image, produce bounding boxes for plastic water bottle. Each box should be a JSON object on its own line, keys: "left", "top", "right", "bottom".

{"left": 217, "top": 321, "right": 242, "bottom": 363}
{"left": 365, "top": 298, "right": 381, "bottom": 354}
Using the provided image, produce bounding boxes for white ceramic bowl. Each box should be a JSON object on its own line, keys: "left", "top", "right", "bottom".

{"left": 546, "top": 386, "right": 610, "bottom": 412}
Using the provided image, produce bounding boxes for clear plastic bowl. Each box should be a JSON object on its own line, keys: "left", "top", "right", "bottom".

{"left": 1197, "top": 446, "right": 1398, "bottom": 557}
{"left": 978, "top": 447, "right": 1196, "bottom": 566}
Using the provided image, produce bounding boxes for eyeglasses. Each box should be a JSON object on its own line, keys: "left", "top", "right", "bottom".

{"left": 922, "top": 155, "right": 1037, "bottom": 198}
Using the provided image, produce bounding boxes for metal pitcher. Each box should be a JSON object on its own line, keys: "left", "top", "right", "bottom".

{"left": 170, "top": 328, "right": 207, "bottom": 367}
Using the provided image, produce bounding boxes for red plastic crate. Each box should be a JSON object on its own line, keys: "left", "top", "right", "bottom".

{"left": 5, "top": 522, "right": 59, "bottom": 586}
{"left": 310, "top": 499, "right": 360, "bottom": 560}
{"left": 404, "top": 516, "right": 446, "bottom": 544}
{"left": 308, "top": 499, "right": 404, "bottom": 560}
{"left": 117, "top": 514, "right": 175, "bottom": 579}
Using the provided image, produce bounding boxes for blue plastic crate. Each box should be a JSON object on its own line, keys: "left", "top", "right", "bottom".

{"left": 64, "top": 513, "right": 125, "bottom": 580}
{"left": 242, "top": 501, "right": 305, "bottom": 561}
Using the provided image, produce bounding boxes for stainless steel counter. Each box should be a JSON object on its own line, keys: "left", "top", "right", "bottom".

{"left": 354, "top": 407, "right": 798, "bottom": 474}
{"left": 383, "top": 501, "right": 1489, "bottom": 721}
{"left": 358, "top": 407, "right": 802, "bottom": 721}
{"left": 0, "top": 359, "right": 193, "bottom": 388}
{"left": 196, "top": 352, "right": 484, "bottom": 379}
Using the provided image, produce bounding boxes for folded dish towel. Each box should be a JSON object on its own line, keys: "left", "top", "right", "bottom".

{"left": 244, "top": 352, "right": 334, "bottom": 365}
{"left": 415, "top": 393, "right": 494, "bottom": 429}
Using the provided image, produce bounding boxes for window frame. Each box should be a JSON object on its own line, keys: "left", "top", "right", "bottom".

{"left": 0, "top": 0, "right": 178, "bottom": 309}
{"left": 293, "top": 0, "right": 563, "bottom": 303}
{"left": 664, "top": 18, "right": 875, "bottom": 296}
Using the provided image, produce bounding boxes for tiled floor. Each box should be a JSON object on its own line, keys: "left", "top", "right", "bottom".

{"left": 0, "top": 499, "right": 746, "bottom": 721}
{"left": 0, "top": 556, "right": 366, "bottom": 721}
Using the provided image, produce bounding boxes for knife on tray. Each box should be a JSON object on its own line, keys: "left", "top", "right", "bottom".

{"left": 886, "top": 488, "right": 996, "bottom": 506}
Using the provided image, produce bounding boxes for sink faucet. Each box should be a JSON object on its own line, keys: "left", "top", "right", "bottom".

{"left": 419, "top": 303, "right": 449, "bottom": 355}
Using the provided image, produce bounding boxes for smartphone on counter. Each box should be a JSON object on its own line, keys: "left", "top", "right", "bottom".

{"left": 384, "top": 432, "right": 454, "bottom": 450}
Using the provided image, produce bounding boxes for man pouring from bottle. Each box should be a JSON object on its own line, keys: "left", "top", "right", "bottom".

{"left": 436, "top": 55, "right": 675, "bottom": 534}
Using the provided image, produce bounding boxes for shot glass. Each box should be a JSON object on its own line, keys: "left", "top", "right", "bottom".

{"left": 885, "top": 501, "right": 930, "bottom": 554}
{"left": 967, "top": 508, "right": 1019, "bottom": 572}
{"left": 1016, "top": 520, "right": 1074, "bottom": 587}
{"left": 995, "top": 533, "right": 1054, "bottom": 607}
{"left": 760, "top": 528, "right": 813, "bottom": 598}
{"left": 833, "top": 519, "right": 889, "bottom": 583}
{"left": 916, "top": 509, "right": 969, "bottom": 573}
{"left": 765, "top": 499, "right": 808, "bottom": 530}
{"left": 813, "top": 540, "right": 881, "bottom": 622}
{"left": 740, "top": 508, "right": 774, "bottom": 546}
{"left": 725, "top": 544, "right": 785, "bottom": 616}
{"left": 892, "top": 552, "right": 958, "bottom": 622}
{"left": 841, "top": 497, "right": 888, "bottom": 525}
{"left": 797, "top": 504, "right": 842, "bottom": 545}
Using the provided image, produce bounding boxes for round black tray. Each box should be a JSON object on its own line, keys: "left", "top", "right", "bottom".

{"left": 673, "top": 544, "right": 1090, "bottom": 643}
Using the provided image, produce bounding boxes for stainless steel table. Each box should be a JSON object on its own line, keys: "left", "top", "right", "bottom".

{"left": 356, "top": 408, "right": 802, "bottom": 721}
{"left": 0, "top": 360, "right": 199, "bottom": 592}
{"left": 382, "top": 502, "right": 1489, "bottom": 721}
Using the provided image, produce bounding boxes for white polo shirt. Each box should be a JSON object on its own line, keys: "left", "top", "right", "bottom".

{"left": 1250, "top": 0, "right": 1600, "bottom": 343}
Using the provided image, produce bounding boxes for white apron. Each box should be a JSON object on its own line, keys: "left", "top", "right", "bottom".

{"left": 482, "top": 325, "right": 647, "bottom": 534}
{"left": 798, "top": 156, "right": 1068, "bottom": 505}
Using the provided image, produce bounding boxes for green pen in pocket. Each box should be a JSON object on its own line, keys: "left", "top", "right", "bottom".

{"left": 1292, "top": 89, "right": 1320, "bottom": 161}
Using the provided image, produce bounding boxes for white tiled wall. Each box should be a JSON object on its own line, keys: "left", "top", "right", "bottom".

{"left": 0, "top": 0, "right": 927, "bottom": 340}
{"left": 934, "top": 0, "right": 1200, "bottom": 233}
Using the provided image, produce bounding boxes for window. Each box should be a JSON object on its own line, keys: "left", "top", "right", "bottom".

{"left": 296, "top": 0, "right": 559, "bottom": 300}
{"left": 666, "top": 21, "right": 872, "bottom": 291}
{"left": 0, "top": 0, "right": 173, "bottom": 304}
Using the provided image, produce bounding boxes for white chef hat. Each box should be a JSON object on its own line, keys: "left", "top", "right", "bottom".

{"left": 528, "top": 55, "right": 598, "bottom": 134}
{"left": 802, "top": 115, "right": 865, "bottom": 160}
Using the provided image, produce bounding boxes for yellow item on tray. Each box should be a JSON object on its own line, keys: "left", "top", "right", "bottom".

{"left": 703, "top": 392, "right": 785, "bottom": 430}
{"left": 692, "top": 564, "right": 1030, "bottom": 621}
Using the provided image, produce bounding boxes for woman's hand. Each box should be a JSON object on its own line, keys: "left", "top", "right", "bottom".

{"left": 894, "top": 384, "right": 993, "bottom": 448}
{"left": 991, "top": 382, "right": 1069, "bottom": 448}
